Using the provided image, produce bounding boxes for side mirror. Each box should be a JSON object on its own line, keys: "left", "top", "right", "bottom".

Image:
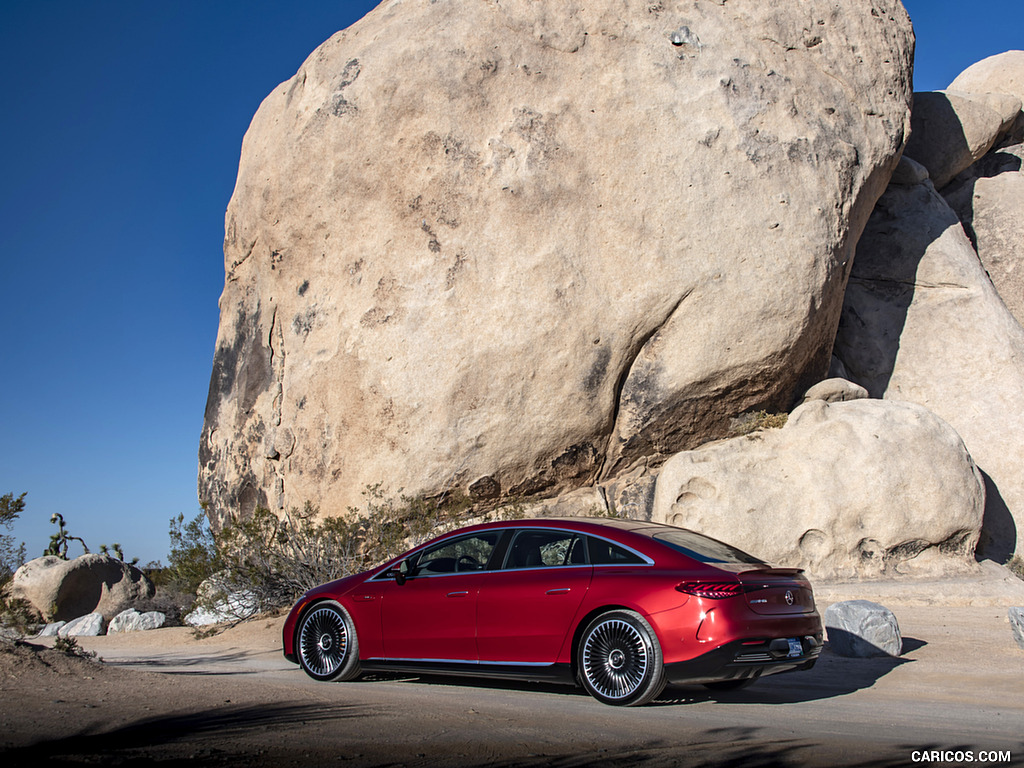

{"left": 394, "top": 558, "right": 411, "bottom": 586}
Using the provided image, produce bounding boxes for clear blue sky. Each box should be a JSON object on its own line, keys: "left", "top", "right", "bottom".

{"left": 2, "top": 1, "right": 1021, "bottom": 566}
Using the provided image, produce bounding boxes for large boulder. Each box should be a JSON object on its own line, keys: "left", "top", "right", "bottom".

{"left": 199, "top": 0, "right": 913, "bottom": 524}
{"left": 902, "top": 91, "right": 1003, "bottom": 190}
{"left": 10, "top": 555, "right": 155, "bottom": 622}
{"left": 948, "top": 51, "right": 1024, "bottom": 145}
{"left": 650, "top": 398, "right": 984, "bottom": 580}
{"left": 834, "top": 159, "right": 1024, "bottom": 561}
{"left": 943, "top": 143, "right": 1024, "bottom": 325}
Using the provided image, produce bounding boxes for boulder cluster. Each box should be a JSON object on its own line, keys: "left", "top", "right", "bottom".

{"left": 9, "top": 554, "right": 165, "bottom": 636}
{"left": 198, "top": 0, "right": 1024, "bottom": 579}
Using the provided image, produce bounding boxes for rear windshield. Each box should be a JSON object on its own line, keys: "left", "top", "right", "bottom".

{"left": 652, "top": 529, "right": 764, "bottom": 565}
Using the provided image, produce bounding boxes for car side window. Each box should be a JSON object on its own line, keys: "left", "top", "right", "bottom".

{"left": 587, "top": 535, "right": 646, "bottom": 565}
{"left": 504, "top": 530, "right": 586, "bottom": 569}
{"left": 414, "top": 532, "right": 500, "bottom": 575}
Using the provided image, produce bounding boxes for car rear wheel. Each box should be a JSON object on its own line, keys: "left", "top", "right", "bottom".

{"left": 578, "top": 610, "right": 665, "bottom": 706}
{"left": 297, "top": 601, "right": 361, "bottom": 682}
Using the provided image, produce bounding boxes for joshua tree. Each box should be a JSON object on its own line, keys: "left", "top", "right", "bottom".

{"left": 44, "top": 513, "right": 90, "bottom": 560}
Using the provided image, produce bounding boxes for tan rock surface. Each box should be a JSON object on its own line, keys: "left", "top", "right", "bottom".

{"left": 950, "top": 90, "right": 1023, "bottom": 141}
{"left": 948, "top": 50, "right": 1024, "bottom": 144}
{"left": 11, "top": 555, "right": 155, "bottom": 622}
{"left": 902, "top": 91, "right": 1003, "bottom": 189}
{"left": 943, "top": 142, "right": 1024, "bottom": 324}
{"left": 200, "top": 0, "right": 913, "bottom": 523}
{"left": 834, "top": 170, "right": 1024, "bottom": 560}
{"left": 651, "top": 399, "right": 984, "bottom": 580}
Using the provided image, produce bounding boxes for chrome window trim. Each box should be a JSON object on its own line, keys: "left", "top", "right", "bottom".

{"left": 501, "top": 527, "right": 654, "bottom": 569}
{"left": 368, "top": 530, "right": 502, "bottom": 581}
{"left": 368, "top": 525, "right": 654, "bottom": 581}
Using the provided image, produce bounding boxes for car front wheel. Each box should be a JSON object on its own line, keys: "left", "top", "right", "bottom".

{"left": 297, "top": 601, "right": 361, "bottom": 682}
{"left": 578, "top": 610, "right": 665, "bottom": 706}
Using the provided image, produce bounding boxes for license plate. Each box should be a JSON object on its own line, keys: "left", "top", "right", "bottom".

{"left": 787, "top": 638, "right": 803, "bottom": 658}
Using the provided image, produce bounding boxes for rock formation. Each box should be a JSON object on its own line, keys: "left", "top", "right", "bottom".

{"left": 651, "top": 399, "right": 984, "bottom": 579}
{"left": 834, "top": 152, "right": 1024, "bottom": 561}
{"left": 944, "top": 143, "right": 1024, "bottom": 324}
{"left": 902, "top": 91, "right": 1003, "bottom": 190}
{"left": 10, "top": 555, "right": 155, "bottom": 622}
{"left": 948, "top": 51, "right": 1024, "bottom": 144}
{"left": 200, "top": 0, "right": 913, "bottom": 525}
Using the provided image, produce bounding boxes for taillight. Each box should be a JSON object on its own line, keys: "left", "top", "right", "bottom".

{"left": 675, "top": 581, "right": 745, "bottom": 599}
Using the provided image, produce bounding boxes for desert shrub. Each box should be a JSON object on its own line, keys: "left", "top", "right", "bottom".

{"left": 98, "top": 542, "right": 139, "bottom": 565}
{"left": 0, "top": 595, "right": 38, "bottom": 636}
{"left": 165, "top": 511, "right": 222, "bottom": 600}
{"left": 212, "top": 502, "right": 362, "bottom": 613}
{"left": 354, "top": 484, "right": 475, "bottom": 568}
{"left": 53, "top": 636, "right": 96, "bottom": 659}
{"left": 731, "top": 410, "right": 789, "bottom": 436}
{"left": 172, "top": 486, "right": 527, "bottom": 621}
{"left": 1009, "top": 555, "right": 1024, "bottom": 581}
{"left": 1, "top": 492, "right": 27, "bottom": 585}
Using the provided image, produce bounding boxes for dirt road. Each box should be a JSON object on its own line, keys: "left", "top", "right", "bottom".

{"left": 1, "top": 603, "right": 1022, "bottom": 767}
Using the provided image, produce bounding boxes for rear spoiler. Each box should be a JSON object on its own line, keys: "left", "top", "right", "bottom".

{"left": 737, "top": 567, "right": 806, "bottom": 577}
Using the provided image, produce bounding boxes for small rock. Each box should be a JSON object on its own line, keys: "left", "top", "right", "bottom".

{"left": 37, "top": 621, "right": 67, "bottom": 637}
{"left": 107, "top": 609, "right": 166, "bottom": 634}
{"left": 824, "top": 600, "right": 902, "bottom": 657}
{"left": 800, "top": 378, "right": 869, "bottom": 404}
{"left": 58, "top": 613, "right": 106, "bottom": 638}
{"left": 889, "top": 155, "right": 930, "bottom": 186}
{"left": 1010, "top": 607, "right": 1024, "bottom": 650}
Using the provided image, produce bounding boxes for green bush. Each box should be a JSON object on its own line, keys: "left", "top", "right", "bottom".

{"left": 165, "top": 511, "right": 223, "bottom": 598}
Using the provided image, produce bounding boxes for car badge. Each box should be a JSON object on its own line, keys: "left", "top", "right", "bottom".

{"left": 784, "top": 590, "right": 795, "bottom": 605}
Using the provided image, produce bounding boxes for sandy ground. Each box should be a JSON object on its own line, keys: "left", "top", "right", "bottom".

{"left": 2, "top": 572, "right": 1023, "bottom": 768}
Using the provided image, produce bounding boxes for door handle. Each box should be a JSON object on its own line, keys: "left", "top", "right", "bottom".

{"left": 546, "top": 588, "right": 571, "bottom": 595}
{"left": 446, "top": 590, "right": 470, "bottom": 597}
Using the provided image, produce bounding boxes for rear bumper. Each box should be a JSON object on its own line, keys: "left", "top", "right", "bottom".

{"left": 664, "top": 633, "right": 823, "bottom": 686}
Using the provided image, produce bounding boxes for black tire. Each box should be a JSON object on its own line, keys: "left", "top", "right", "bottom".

{"left": 703, "top": 677, "right": 757, "bottom": 691}
{"left": 577, "top": 610, "right": 665, "bottom": 706}
{"left": 296, "top": 601, "right": 361, "bottom": 682}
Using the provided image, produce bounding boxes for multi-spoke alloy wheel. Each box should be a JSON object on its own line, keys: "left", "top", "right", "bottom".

{"left": 578, "top": 610, "right": 664, "bottom": 706}
{"left": 297, "top": 601, "right": 361, "bottom": 682}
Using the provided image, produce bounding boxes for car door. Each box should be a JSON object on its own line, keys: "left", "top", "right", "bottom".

{"left": 380, "top": 531, "right": 501, "bottom": 662}
{"left": 476, "top": 529, "right": 592, "bottom": 664}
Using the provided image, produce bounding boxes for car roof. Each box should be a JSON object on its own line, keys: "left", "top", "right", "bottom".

{"left": 446, "top": 516, "right": 682, "bottom": 542}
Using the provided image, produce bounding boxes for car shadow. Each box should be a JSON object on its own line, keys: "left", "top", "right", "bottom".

{"left": 355, "top": 640, "right": 920, "bottom": 707}
{"left": 657, "top": 643, "right": 920, "bottom": 707}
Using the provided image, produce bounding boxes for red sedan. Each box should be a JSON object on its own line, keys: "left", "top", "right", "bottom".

{"left": 282, "top": 517, "right": 822, "bottom": 706}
